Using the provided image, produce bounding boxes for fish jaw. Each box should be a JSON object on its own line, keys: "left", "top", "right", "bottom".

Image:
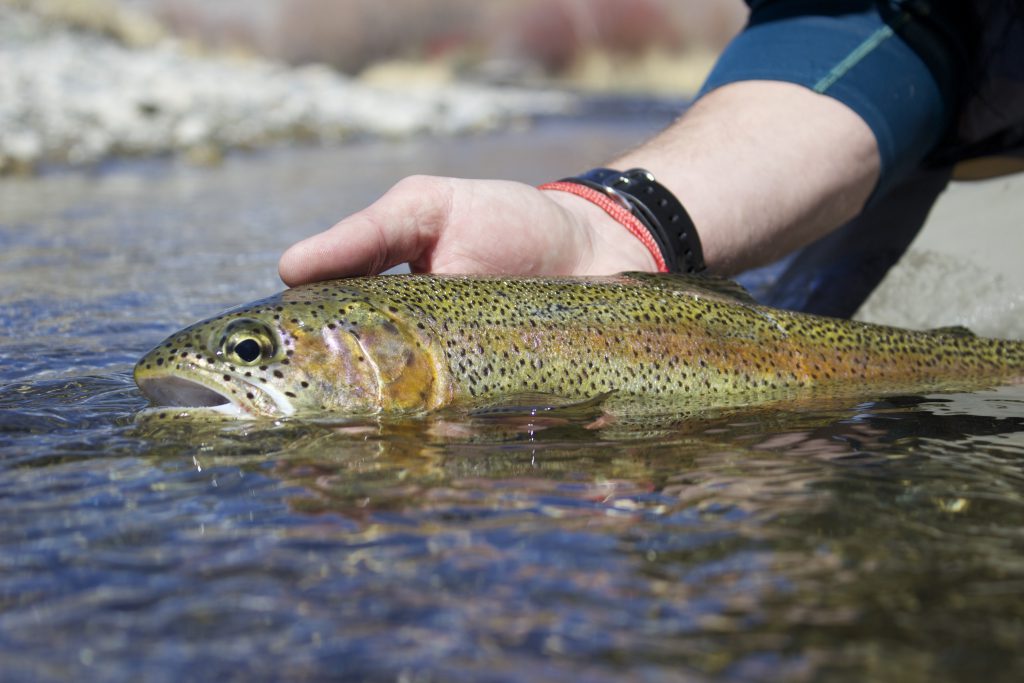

{"left": 133, "top": 361, "right": 296, "bottom": 419}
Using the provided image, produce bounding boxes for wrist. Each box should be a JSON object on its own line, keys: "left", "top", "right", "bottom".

{"left": 556, "top": 169, "right": 705, "bottom": 274}
{"left": 541, "top": 187, "right": 660, "bottom": 274}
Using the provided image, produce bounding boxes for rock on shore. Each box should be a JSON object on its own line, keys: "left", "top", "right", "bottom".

{"left": 0, "top": 3, "right": 572, "bottom": 172}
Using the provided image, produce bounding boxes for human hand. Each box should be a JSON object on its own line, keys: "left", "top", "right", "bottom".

{"left": 278, "top": 175, "right": 657, "bottom": 286}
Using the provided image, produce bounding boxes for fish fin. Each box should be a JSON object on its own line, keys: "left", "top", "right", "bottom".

{"left": 618, "top": 272, "right": 758, "bottom": 305}
{"left": 929, "top": 325, "right": 977, "bottom": 338}
{"left": 469, "top": 390, "right": 616, "bottom": 420}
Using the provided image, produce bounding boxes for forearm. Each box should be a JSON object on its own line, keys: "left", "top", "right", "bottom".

{"left": 278, "top": 1, "right": 960, "bottom": 286}
{"left": 546, "top": 80, "right": 881, "bottom": 275}
{"left": 280, "top": 80, "right": 881, "bottom": 284}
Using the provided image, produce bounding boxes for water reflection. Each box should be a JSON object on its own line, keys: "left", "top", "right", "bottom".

{"left": 2, "top": 370, "right": 1024, "bottom": 680}
{"left": 3, "top": 125, "right": 1024, "bottom": 680}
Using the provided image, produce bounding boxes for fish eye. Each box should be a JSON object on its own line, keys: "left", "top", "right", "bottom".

{"left": 219, "top": 319, "right": 279, "bottom": 366}
{"left": 234, "top": 339, "right": 262, "bottom": 363}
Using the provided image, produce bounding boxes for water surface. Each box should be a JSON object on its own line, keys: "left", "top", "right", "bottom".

{"left": 2, "top": 122, "right": 1024, "bottom": 682}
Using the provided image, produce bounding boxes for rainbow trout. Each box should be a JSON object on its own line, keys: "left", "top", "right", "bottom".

{"left": 133, "top": 273, "right": 1024, "bottom": 419}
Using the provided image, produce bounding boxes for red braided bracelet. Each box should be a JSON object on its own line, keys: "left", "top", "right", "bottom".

{"left": 538, "top": 180, "right": 669, "bottom": 273}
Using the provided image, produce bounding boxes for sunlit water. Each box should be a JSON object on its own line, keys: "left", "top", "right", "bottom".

{"left": 2, "top": 120, "right": 1024, "bottom": 682}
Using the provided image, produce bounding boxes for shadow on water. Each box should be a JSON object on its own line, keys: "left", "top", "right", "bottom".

{"left": 3, "top": 121, "right": 1024, "bottom": 681}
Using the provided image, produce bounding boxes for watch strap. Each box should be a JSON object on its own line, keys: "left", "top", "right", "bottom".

{"left": 558, "top": 168, "right": 705, "bottom": 274}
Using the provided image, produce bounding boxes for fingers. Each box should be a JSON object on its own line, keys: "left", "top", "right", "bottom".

{"left": 279, "top": 173, "right": 659, "bottom": 286}
{"left": 278, "top": 175, "right": 454, "bottom": 286}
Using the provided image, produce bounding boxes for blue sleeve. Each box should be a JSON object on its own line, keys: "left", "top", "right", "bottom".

{"left": 699, "top": 1, "right": 953, "bottom": 197}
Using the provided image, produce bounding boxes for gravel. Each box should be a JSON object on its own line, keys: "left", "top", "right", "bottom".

{"left": 0, "top": 4, "right": 573, "bottom": 172}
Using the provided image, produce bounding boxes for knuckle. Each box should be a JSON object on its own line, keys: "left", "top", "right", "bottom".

{"left": 391, "top": 175, "right": 456, "bottom": 236}
{"left": 392, "top": 174, "right": 443, "bottom": 196}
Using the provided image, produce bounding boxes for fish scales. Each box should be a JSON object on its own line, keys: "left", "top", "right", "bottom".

{"left": 134, "top": 273, "right": 1024, "bottom": 418}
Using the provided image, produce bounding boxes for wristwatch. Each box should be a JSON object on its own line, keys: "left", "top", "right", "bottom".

{"left": 560, "top": 168, "right": 705, "bottom": 274}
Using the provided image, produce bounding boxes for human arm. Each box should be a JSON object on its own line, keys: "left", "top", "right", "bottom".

{"left": 278, "top": 79, "right": 880, "bottom": 286}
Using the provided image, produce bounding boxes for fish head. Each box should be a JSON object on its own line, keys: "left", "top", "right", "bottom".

{"left": 134, "top": 284, "right": 443, "bottom": 419}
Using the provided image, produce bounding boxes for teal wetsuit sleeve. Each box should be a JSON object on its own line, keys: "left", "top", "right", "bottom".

{"left": 699, "top": 1, "right": 952, "bottom": 198}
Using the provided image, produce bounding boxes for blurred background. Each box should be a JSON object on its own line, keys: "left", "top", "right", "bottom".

{"left": 3, "top": 0, "right": 1021, "bottom": 333}
{"left": 0, "top": 0, "right": 747, "bottom": 172}
{"left": 124, "top": 0, "right": 746, "bottom": 92}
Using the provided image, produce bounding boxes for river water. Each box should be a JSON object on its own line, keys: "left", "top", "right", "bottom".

{"left": 2, "top": 119, "right": 1024, "bottom": 682}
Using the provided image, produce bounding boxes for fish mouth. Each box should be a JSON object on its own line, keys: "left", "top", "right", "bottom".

{"left": 138, "top": 376, "right": 231, "bottom": 408}
{"left": 134, "top": 356, "right": 299, "bottom": 419}
{"left": 135, "top": 375, "right": 250, "bottom": 418}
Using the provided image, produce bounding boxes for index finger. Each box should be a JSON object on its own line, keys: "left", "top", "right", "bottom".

{"left": 278, "top": 175, "right": 454, "bottom": 286}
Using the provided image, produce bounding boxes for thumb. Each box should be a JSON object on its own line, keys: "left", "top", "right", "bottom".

{"left": 278, "top": 175, "right": 453, "bottom": 286}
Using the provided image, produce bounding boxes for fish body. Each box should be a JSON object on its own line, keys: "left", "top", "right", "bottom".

{"left": 134, "top": 273, "right": 1024, "bottom": 418}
